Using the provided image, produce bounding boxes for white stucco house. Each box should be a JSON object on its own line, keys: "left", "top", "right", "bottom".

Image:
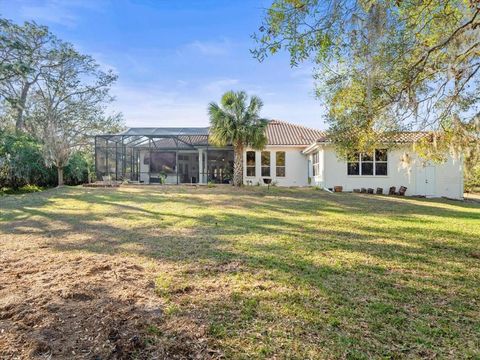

{"left": 95, "top": 119, "right": 464, "bottom": 199}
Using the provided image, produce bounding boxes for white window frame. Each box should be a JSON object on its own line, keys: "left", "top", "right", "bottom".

{"left": 275, "top": 151, "right": 286, "bottom": 177}
{"left": 312, "top": 151, "right": 320, "bottom": 177}
{"left": 261, "top": 151, "right": 271, "bottom": 177}
{"left": 347, "top": 149, "right": 388, "bottom": 176}
{"left": 246, "top": 151, "right": 256, "bottom": 177}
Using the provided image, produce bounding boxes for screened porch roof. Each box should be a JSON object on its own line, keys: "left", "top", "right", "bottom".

{"left": 117, "top": 127, "right": 210, "bottom": 137}
{"left": 95, "top": 127, "right": 212, "bottom": 149}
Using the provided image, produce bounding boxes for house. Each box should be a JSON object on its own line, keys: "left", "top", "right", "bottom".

{"left": 94, "top": 120, "right": 464, "bottom": 199}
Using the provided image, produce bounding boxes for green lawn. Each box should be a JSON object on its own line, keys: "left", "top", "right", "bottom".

{"left": 1, "top": 185, "right": 479, "bottom": 359}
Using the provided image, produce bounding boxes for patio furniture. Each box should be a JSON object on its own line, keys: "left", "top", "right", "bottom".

{"left": 389, "top": 186, "right": 396, "bottom": 195}
{"left": 398, "top": 186, "right": 407, "bottom": 196}
{"left": 376, "top": 187, "right": 383, "bottom": 195}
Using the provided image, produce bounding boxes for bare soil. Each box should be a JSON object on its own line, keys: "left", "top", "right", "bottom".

{"left": 0, "top": 247, "right": 209, "bottom": 359}
{"left": 1, "top": 186, "right": 479, "bottom": 359}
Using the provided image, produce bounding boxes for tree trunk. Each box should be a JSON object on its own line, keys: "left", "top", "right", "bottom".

{"left": 57, "top": 167, "right": 64, "bottom": 186}
{"left": 15, "top": 83, "right": 30, "bottom": 132}
{"left": 233, "top": 145, "right": 244, "bottom": 187}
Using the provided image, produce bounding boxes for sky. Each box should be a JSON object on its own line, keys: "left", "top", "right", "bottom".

{"left": 0, "top": 0, "right": 327, "bottom": 129}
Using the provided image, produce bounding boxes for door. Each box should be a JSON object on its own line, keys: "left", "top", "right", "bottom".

{"left": 416, "top": 165, "right": 435, "bottom": 197}
{"left": 178, "top": 153, "right": 199, "bottom": 183}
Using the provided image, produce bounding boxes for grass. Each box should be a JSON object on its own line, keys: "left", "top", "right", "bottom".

{"left": 1, "top": 185, "right": 479, "bottom": 359}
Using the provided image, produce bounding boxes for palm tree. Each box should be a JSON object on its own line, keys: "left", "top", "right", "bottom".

{"left": 208, "top": 91, "right": 267, "bottom": 186}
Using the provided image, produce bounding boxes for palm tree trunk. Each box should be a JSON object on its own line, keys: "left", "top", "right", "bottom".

{"left": 233, "top": 145, "right": 244, "bottom": 187}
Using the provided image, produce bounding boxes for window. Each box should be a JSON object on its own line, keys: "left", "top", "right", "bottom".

{"left": 375, "top": 149, "right": 388, "bottom": 175}
{"left": 347, "top": 157, "right": 360, "bottom": 175}
{"left": 150, "top": 152, "right": 176, "bottom": 173}
{"left": 246, "top": 151, "right": 256, "bottom": 177}
{"left": 347, "top": 149, "right": 388, "bottom": 176}
{"left": 276, "top": 151, "right": 285, "bottom": 177}
{"left": 312, "top": 151, "right": 320, "bottom": 176}
{"left": 361, "top": 153, "right": 374, "bottom": 175}
{"left": 261, "top": 151, "right": 271, "bottom": 177}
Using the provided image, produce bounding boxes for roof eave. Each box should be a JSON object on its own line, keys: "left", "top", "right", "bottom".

{"left": 302, "top": 141, "right": 329, "bottom": 154}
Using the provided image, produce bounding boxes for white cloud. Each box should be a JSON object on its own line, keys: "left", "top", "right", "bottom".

{"left": 109, "top": 84, "right": 210, "bottom": 127}
{"left": 89, "top": 52, "right": 118, "bottom": 73}
{"left": 18, "top": 0, "right": 105, "bottom": 27}
{"left": 202, "top": 78, "right": 239, "bottom": 96}
{"left": 183, "top": 38, "right": 232, "bottom": 56}
{"left": 108, "top": 80, "right": 328, "bottom": 130}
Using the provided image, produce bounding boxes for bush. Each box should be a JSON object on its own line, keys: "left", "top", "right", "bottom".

{"left": 0, "top": 184, "right": 44, "bottom": 195}
{"left": 0, "top": 131, "right": 56, "bottom": 189}
{"left": 64, "top": 151, "right": 94, "bottom": 185}
{"left": 207, "top": 181, "right": 216, "bottom": 188}
{"left": 465, "top": 164, "right": 480, "bottom": 192}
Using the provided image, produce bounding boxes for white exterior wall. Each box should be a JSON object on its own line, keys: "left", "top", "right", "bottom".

{"left": 243, "top": 146, "right": 309, "bottom": 186}
{"left": 136, "top": 143, "right": 463, "bottom": 198}
{"left": 319, "top": 145, "right": 463, "bottom": 199}
{"left": 138, "top": 150, "right": 178, "bottom": 184}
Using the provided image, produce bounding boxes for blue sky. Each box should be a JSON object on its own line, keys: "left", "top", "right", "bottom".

{"left": 0, "top": 0, "right": 327, "bottom": 129}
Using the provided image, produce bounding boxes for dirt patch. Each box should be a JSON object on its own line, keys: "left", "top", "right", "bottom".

{"left": 0, "top": 248, "right": 212, "bottom": 359}
{"left": 185, "top": 261, "right": 245, "bottom": 276}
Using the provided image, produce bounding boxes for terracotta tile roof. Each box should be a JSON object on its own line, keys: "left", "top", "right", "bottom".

{"left": 316, "top": 131, "right": 430, "bottom": 144}
{"left": 118, "top": 122, "right": 428, "bottom": 148}
{"left": 266, "top": 120, "right": 326, "bottom": 145}
{"left": 379, "top": 131, "right": 431, "bottom": 143}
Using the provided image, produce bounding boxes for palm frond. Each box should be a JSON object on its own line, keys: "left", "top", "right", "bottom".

{"left": 208, "top": 90, "right": 267, "bottom": 149}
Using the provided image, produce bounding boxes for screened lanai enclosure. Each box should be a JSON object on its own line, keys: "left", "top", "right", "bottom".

{"left": 95, "top": 127, "right": 234, "bottom": 184}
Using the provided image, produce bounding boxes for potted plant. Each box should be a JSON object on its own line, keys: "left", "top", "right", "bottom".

{"left": 159, "top": 172, "right": 167, "bottom": 184}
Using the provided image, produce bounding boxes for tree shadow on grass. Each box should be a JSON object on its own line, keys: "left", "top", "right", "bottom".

{"left": 1, "top": 186, "right": 479, "bottom": 273}
{"left": 1, "top": 186, "right": 479, "bottom": 358}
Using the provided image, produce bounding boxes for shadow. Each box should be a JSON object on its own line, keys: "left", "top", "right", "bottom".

{"left": 1, "top": 185, "right": 479, "bottom": 358}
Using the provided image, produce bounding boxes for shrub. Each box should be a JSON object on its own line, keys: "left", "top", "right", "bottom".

{"left": 465, "top": 163, "right": 480, "bottom": 192}
{"left": 0, "top": 131, "right": 56, "bottom": 188}
{"left": 0, "top": 184, "right": 44, "bottom": 195}
{"left": 64, "top": 151, "right": 94, "bottom": 185}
